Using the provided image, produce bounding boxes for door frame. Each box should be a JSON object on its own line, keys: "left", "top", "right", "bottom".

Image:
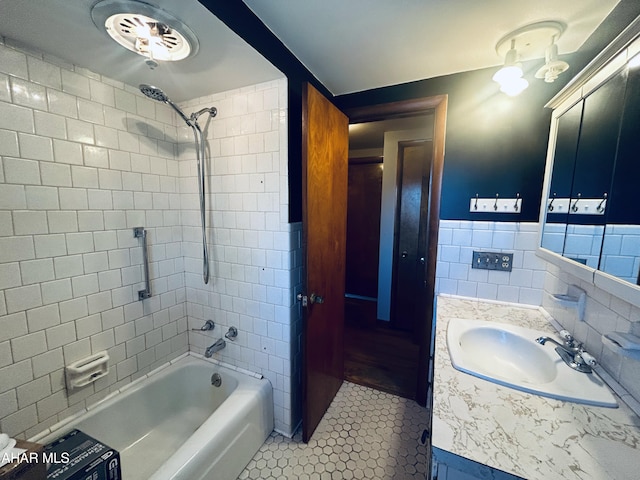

{"left": 344, "top": 95, "right": 447, "bottom": 405}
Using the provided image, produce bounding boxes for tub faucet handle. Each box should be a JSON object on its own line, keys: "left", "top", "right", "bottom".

{"left": 193, "top": 320, "right": 215, "bottom": 331}
{"left": 225, "top": 326, "right": 238, "bottom": 341}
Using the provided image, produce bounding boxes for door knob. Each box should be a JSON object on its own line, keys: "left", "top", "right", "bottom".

{"left": 401, "top": 251, "right": 408, "bottom": 258}
{"left": 297, "top": 293, "right": 324, "bottom": 307}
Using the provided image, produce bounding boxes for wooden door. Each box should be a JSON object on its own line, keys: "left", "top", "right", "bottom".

{"left": 392, "top": 141, "right": 433, "bottom": 332}
{"left": 345, "top": 158, "right": 383, "bottom": 298}
{"left": 301, "top": 82, "right": 349, "bottom": 442}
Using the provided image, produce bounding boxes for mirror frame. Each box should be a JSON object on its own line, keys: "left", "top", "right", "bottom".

{"left": 537, "top": 16, "right": 640, "bottom": 306}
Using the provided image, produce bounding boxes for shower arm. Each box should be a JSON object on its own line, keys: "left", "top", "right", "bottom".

{"left": 190, "top": 107, "right": 217, "bottom": 123}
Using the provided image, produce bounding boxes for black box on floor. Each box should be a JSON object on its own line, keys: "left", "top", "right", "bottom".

{"left": 45, "top": 429, "right": 121, "bottom": 480}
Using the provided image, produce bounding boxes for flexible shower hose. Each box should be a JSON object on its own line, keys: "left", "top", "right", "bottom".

{"left": 192, "top": 123, "right": 209, "bottom": 284}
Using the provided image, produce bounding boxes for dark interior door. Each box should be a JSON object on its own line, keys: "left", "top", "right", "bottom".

{"left": 301, "top": 82, "right": 349, "bottom": 442}
{"left": 345, "top": 158, "right": 383, "bottom": 298}
{"left": 392, "top": 140, "right": 433, "bottom": 332}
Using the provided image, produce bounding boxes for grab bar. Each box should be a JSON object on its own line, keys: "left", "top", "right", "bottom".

{"left": 134, "top": 227, "right": 152, "bottom": 300}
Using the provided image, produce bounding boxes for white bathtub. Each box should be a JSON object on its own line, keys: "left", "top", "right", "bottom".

{"left": 39, "top": 354, "right": 274, "bottom": 480}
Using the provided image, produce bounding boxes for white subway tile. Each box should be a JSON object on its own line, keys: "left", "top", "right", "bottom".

{"left": 11, "top": 331, "right": 47, "bottom": 363}
{"left": 66, "top": 118, "right": 95, "bottom": 144}
{"left": 33, "top": 234, "right": 66, "bottom": 258}
{"left": 61, "top": 69, "right": 90, "bottom": 98}
{"left": 104, "top": 211, "right": 126, "bottom": 230}
{"left": 26, "top": 304, "right": 60, "bottom": 332}
{"left": 71, "top": 165, "right": 99, "bottom": 188}
{"left": 4, "top": 157, "right": 40, "bottom": 185}
{"left": 46, "top": 322, "right": 76, "bottom": 349}
{"left": 94, "top": 125, "right": 119, "bottom": 149}
{"left": 0, "top": 236, "right": 35, "bottom": 262}
{"left": 59, "top": 188, "right": 88, "bottom": 210}
{"left": 83, "top": 252, "right": 108, "bottom": 273}
{"left": 47, "top": 89, "right": 77, "bottom": 118}
{"left": 0, "top": 129, "right": 19, "bottom": 156}
{"left": 83, "top": 145, "right": 109, "bottom": 168}
{"left": 87, "top": 291, "right": 112, "bottom": 314}
{"left": 53, "top": 139, "right": 83, "bottom": 165}
{"left": 89, "top": 79, "right": 115, "bottom": 107}
{"left": 0, "top": 102, "right": 34, "bottom": 133}
{"left": 11, "top": 77, "right": 47, "bottom": 110}
{"left": 0, "top": 263, "right": 21, "bottom": 289}
{"left": 98, "top": 169, "right": 123, "bottom": 190}
{"left": 40, "top": 162, "right": 72, "bottom": 187}
{"left": 78, "top": 98, "right": 104, "bottom": 124}
{"left": 66, "top": 232, "right": 94, "bottom": 254}
{"left": 25, "top": 186, "right": 59, "bottom": 209}
{"left": 40, "top": 278, "right": 72, "bottom": 305}
{"left": 5, "top": 284, "right": 42, "bottom": 313}
{"left": 114, "top": 88, "right": 137, "bottom": 114}
{"left": 27, "top": 56, "right": 61, "bottom": 89}
{"left": 48, "top": 211, "right": 78, "bottom": 233}
{"left": 19, "top": 132, "right": 53, "bottom": 162}
{"left": 14, "top": 210, "right": 48, "bottom": 234}
{"left": 77, "top": 211, "right": 104, "bottom": 231}
{"left": 53, "top": 255, "right": 84, "bottom": 279}
{"left": 71, "top": 273, "right": 99, "bottom": 297}
{"left": 0, "top": 184, "right": 26, "bottom": 210}
{"left": 31, "top": 348, "right": 64, "bottom": 378}
{"left": 75, "top": 314, "right": 102, "bottom": 339}
{"left": 59, "top": 297, "right": 88, "bottom": 323}
{"left": 20, "top": 258, "right": 54, "bottom": 285}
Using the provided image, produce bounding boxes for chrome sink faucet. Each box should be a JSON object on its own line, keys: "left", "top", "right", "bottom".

{"left": 536, "top": 330, "right": 596, "bottom": 373}
{"left": 205, "top": 338, "right": 226, "bottom": 357}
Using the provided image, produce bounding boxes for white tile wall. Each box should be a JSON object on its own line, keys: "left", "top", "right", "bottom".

{"left": 176, "top": 79, "right": 300, "bottom": 436}
{"left": 600, "top": 224, "right": 640, "bottom": 284}
{"left": 543, "top": 263, "right": 640, "bottom": 406}
{"left": 436, "top": 221, "right": 546, "bottom": 305}
{"left": 0, "top": 39, "right": 188, "bottom": 439}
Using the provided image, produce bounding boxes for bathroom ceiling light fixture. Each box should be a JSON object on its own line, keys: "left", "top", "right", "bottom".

{"left": 535, "top": 37, "right": 570, "bottom": 83}
{"left": 91, "top": 0, "right": 199, "bottom": 69}
{"left": 493, "top": 21, "right": 568, "bottom": 96}
{"left": 492, "top": 39, "right": 529, "bottom": 96}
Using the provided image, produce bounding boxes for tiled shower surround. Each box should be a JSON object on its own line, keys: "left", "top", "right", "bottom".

{"left": 0, "top": 37, "right": 300, "bottom": 439}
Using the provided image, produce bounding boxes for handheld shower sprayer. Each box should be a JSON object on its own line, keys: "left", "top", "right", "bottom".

{"left": 139, "top": 84, "right": 216, "bottom": 284}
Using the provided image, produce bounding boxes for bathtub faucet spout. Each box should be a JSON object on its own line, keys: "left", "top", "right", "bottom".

{"left": 205, "top": 338, "right": 226, "bottom": 357}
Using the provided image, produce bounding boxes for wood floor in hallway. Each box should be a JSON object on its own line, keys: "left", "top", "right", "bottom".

{"left": 343, "top": 299, "right": 420, "bottom": 399}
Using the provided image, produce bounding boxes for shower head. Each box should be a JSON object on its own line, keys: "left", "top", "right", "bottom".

{"left": 139, "top": 84, "right": 168, "bottom": 102}
{"left": 139, "top": 83, "right": 192, "bottom": 125}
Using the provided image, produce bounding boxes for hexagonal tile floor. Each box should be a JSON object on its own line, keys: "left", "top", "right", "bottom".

{"left": 238, "top": 381, "right": 430, "bottom": 479}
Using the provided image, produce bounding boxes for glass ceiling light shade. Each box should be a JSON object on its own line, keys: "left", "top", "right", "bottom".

{"left": 91, "top": 0, "right": 199, "bottom": 69}
{"left": 492, "top": 39, "right": 529, "bottom": 96}
{"left": 535, "top": 38, "right": 570, "bottom": 83}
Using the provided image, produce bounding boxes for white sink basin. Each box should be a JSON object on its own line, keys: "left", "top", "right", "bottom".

{"left": 446, "top": 318, "right": 617, "bottom": 408}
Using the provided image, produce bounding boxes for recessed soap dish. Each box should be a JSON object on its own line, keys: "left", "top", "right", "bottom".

{"left": 602, "top": 332, "right": 640, "bottom": 360}
{"left": 550, "top": 285, "right": 586, "bottom": 321}
{"left": 65, "top": 351, "right": 109, "bottom": 390}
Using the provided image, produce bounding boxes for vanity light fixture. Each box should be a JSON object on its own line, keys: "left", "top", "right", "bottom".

{"left": 493, "top": 21, "right": 568, "bottom": 96}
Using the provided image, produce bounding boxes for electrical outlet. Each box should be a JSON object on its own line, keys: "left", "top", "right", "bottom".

{"left": 472, "top": 251, "right": 513, "bottom": 272}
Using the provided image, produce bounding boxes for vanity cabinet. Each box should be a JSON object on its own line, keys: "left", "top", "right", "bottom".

{"left": 431, "top": 448, "right": 523, "bottom": 480}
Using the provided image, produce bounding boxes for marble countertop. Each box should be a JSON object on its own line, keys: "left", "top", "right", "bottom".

{"left": 432, "top": 295, "right": 640, "bottom": 480}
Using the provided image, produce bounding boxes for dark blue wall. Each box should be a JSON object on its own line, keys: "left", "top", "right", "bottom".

{"left": 337, "top": 64, "right": 567, "bottom": 222}
{"left": 201, "top": 0, "right": 640, "bottom": 224}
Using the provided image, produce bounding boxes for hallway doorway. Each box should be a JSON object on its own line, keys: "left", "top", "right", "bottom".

{"left": 342, "top": 96, "right": 447, "bottom": 405}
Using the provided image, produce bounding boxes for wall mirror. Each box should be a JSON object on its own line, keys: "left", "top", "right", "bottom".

{"left": 538, "top": 19, "right": 640, "bottom": 303}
